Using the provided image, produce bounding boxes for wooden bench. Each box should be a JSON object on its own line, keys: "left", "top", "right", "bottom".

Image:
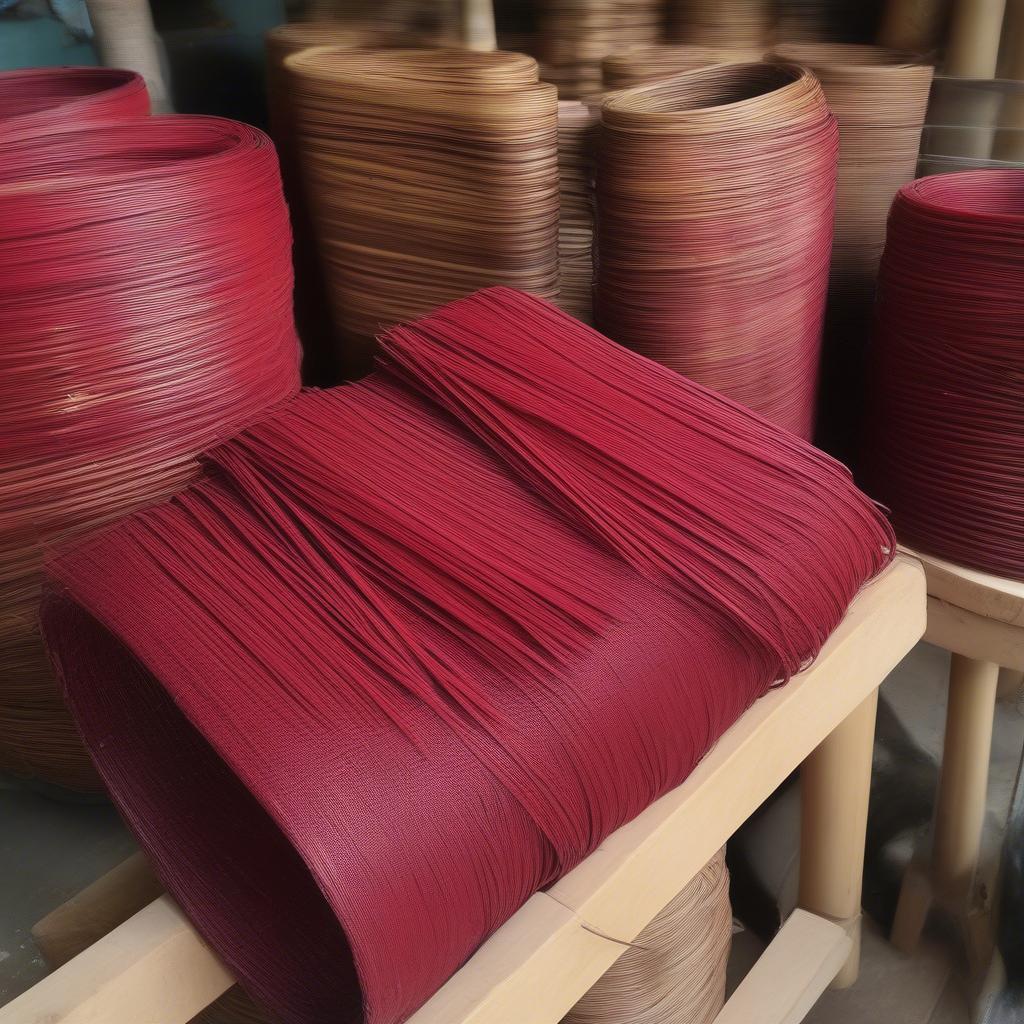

{"left": 2, "top": 555, "right": 926, "bottom": 1024}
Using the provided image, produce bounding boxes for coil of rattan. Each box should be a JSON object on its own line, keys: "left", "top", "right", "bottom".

{"left": 538, "top": 0, "right": 664, "bottom": 98}
{"left": 667, "top": 0, "right": 775, "bottom": 50}
{"left": 284, "top": 47, "right": 559, "bottom": 366}
{"left": 565, "top": 848, "right": 732, "bottom": 1024}
{"left": 595, "top": 62, "right": 838, "bottom": 438}
{"left": 0, "top": 116, "right": 301, "bottom": 790}
{"left": 863, "top": 170, "right": 1024, "bottom": 578}
{"left": 556, "top": 100, "right": 598, "bottom": 323}
{"left": 768, "top": 43, "right": 933, "bottom": 457}
{"left": 602, "top": 45, "right": 762, "bottom": 89}
{"left": 0, "top": 66, "right": 148, "bottom": 139}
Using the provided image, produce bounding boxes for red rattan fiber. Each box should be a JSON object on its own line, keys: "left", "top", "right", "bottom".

{"left": 863, "top": 171, "right": 1024, "bottom": 578}
{"left": 0, "top": 114, "right": 301, "bottom": 788}
{"left": 595, "top": 62, "right": 838, "bottom": 438}
{"left": 44, "top": 289, "right": 892, "bottom": 1024}
{"left": 0, "top": 66, "right": 148, "bottom": 139}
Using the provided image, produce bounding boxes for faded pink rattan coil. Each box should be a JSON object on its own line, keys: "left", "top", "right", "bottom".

{"left": 557, "top": 100, "right": 599, "bottom": 323}
{"left": 602, "top": 45, "right": 763, "bottom": 89}
{"left": 595, "top": 62, "right": 838, "bottom": 438}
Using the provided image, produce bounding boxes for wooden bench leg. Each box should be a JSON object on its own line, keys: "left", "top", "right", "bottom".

{"left": 891, "top": 653, "right": 999, "bottom": 954}
{"left": 798, "top": 690, "right": 878, "bottom": 989}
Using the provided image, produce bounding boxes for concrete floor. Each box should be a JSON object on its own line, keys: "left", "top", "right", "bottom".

{"left": 1, "top": 640, "right": 1021, "bottom": 1018}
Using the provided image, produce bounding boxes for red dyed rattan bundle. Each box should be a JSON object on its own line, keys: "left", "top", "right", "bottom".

{"left": 0, "top": 116, "right": 301, "bottom": 789}
{"left": 538, "top": 0, "right": 664, "bottom": 98}
{"left": 863, "top": 171, "right": 1024, "bottom": 578}
{"left": 556, "top": 100, "right": 599, "bottom": 323}
{"left": 595, "top": 63, "right": 837, "bottom": 437}
{"left": 284, "top": 47, "right": 559, "bottom": 368}
{"left": 768, "top": 43, "right": 933, "bottom": 456}
{"left": 0, "top": 66, "right": 148, "bottom": 139}
{"left": 602, "top": 45, "right": 762, "bottom": 89}
{"left": 43, "top": 288, "right": 892, "bottom": 1024}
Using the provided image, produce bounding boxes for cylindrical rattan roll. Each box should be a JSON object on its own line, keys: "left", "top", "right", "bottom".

{"left": 667, "top": 0, "right": 775, "bottom": 50}
{"left": 769, "top": 43, "right": 933, "bottom": 456}
{"left": 564, "top": 848, "right": 731, "bottom": 1024}
{"left": 0, "top": 116, "right": 301, "bottom": 789}
{"left": 284, "top": 47, "right": 559, "bottom": 365}
{"left": 538, "top": 0, "right": 664, "bottom": 98}
{"left": 0, "top": 66, "right": 149, "bottom": 139}
{"left": 596, "top": 63, "right": 837, "bottom": 438}
{"left": 863, "top": 171, "right": 1024, "bottom": 578}
{"left": 601, "top": 45, "right": 762, "bottom": 89}
{"left": 556, "top": 100, "right": 598, "bottom": 323}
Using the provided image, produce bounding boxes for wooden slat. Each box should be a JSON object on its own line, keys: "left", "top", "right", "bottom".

{"left": 907, "top": 547, "right": 1024, "bottom": 626}
{"left": 925, "top": 596, "right": 1024, "bottom": 671}
{"left": 713, "top": 910, "right": 852, "bottom": 1024}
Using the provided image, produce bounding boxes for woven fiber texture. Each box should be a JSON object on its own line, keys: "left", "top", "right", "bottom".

{"left": 768, "top": 43, "right": 934, "bottom": 459}
{"left": 556, "top": 100, "right": 599, "bottom": 323}
{"left": 283, "top": 47, "right": 559, "bottom": 370}
{"left": 564, "top": 848, "right": 731, "bottom": 1024}
{"left": 44, "top": 289, "right": 892, "bottom": 1024}
{"left": 0, "top": 116, "right": 301, "bottom": 790}
{"left": 863, "top": 171, "right": 1024, "bottom": 578}
{"left": 0, "top": 66, "right": 148, "bottom": 139}
{"left": 538, "top": 0, "right": 664, "bottom": 98}
{"left": 594, "top": 62, "right": 838, "bottom": 438}
{"left": 602, "top": 45, "right": 763, "bottom": 89}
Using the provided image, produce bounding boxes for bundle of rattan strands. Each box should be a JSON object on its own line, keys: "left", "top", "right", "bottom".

{"left": 863, "top": 171, "right": 1024, "bottom": 578}
{"left": 768, "top": 43, "right": 933, "bottom": 456}
{"left": 283, "top": 47, "right": 559, "bottom": 366}
{"left": 564, "top": 849, "right": 731, "bottom": 1024}
{"left": 0, "top": 116, "right": 301, "bottom": 789}
{"left": 0, "top": 66, "right": 149, "bottom": 139}
{"left": 595, "top": 63, "right": 837, "bottom": 438}
{"left": 602, "top": 45, "right": 763, "bottom": 89}
{"left": 538, "top": 0, "right": 664, "bottom": 98}
{"left": 667, "top": 0, "right": 775, "bottom": 50}
{"left": 556, "top": 101, "right": 598, "bottom": 323}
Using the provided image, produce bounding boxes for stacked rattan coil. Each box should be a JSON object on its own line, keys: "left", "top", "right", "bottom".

{"left": 556, "top": 101, "right": 599, "bottom": 323}
{"left": 769, "top": 43, "right": 933, "bottom": 456}
{"left": 595, "top": 62, "right": 837, "bottom": 438}
{"left": 667, "top": 0, "right": 775, "bottom": 50}
{"left": 0, "top": 117, "right": 301, "bottom": 790}
{"left": 564, "top": 848, "right": 732, "bottom": 1024}
{"left": 538, "top": 0, "right": 664, "bottom": 98}
{"left": 864, "top": 171, "right": 1024, "bottom": 578}
{"left": 602, "top": 45, "right": 761, "bottom": 89}
{"left": 284, "top": 47, "right": 559, "bottom": 364}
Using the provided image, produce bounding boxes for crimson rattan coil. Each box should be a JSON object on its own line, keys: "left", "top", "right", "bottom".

{"left": 564, "top": 848, "right": 731, "bottom": 1024}
{"left": 0, "top": 66, "right": 149, "bottom": 139}
{"left": 595, "top": 62, "right": 837, "bottom": 438}
{"left": 769, "top": 43, "right": 934, "bottom": 457}
{"left": 556, "top": 100, "right": 598, "bottom": 323}
{"left": 538, "top": 0, "right": 664, "bottom": 98}
{"left": 863, "top": 171, "right": 1024, "bottom": 578}
{"left": 284, "top": 47, "right": 559, "bottom": 367}
{"left": 0, "top": 116, "right": 301, "bottom": 789}
{"left": 602, "top": 45, "right": 763, "bottom": 89}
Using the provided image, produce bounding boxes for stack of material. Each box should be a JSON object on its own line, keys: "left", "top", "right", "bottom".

{"left": 602, "top": 45, "right": 759, "bottom": 89}
{"left": 595, "top": 63, "right": 837, "bottom": 438}
{"left": 769, "top": 43, "right": 933, "bottom": 456}
{"left": 283, "top": 47, "right": 559, "bottom": 369}
{"left": 556, "top": 100, "right": 598, "bottom": 322}
{"left": 667, "top": 0, "right": 775, "bottom": 50}
{"left": 44, "top": 288, "right": 892, "bottom": 1024}
{"left": 0, "top": 116, "right": 301, "bottom": 790}
{"left": 864, "top": 171, "right": 1024, "bottom": 578}
{"left": 538, "top": 0, "right": 664, "bottom": 98}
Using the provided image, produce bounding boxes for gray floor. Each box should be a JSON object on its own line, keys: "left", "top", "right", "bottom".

{"left": 1, "top": 640, "right": 1022, "bottom": 1017}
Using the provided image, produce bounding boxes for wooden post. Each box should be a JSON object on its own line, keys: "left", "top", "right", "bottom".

{"left": 993, "top": 0, "right": 1024, "bottom": 159}
{"left": 461, "top": 0, "right": 496, "bottom": 51}
{"left": 798, "top": 690, "right": 879, "bottom": 989}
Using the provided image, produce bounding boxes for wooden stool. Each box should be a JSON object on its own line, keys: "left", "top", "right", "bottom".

{"left": 891, "top": 549, "right": 1024, "bottom": 961}
{"left": 1, "top": 556, "right": 925, "bottom": 1024}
